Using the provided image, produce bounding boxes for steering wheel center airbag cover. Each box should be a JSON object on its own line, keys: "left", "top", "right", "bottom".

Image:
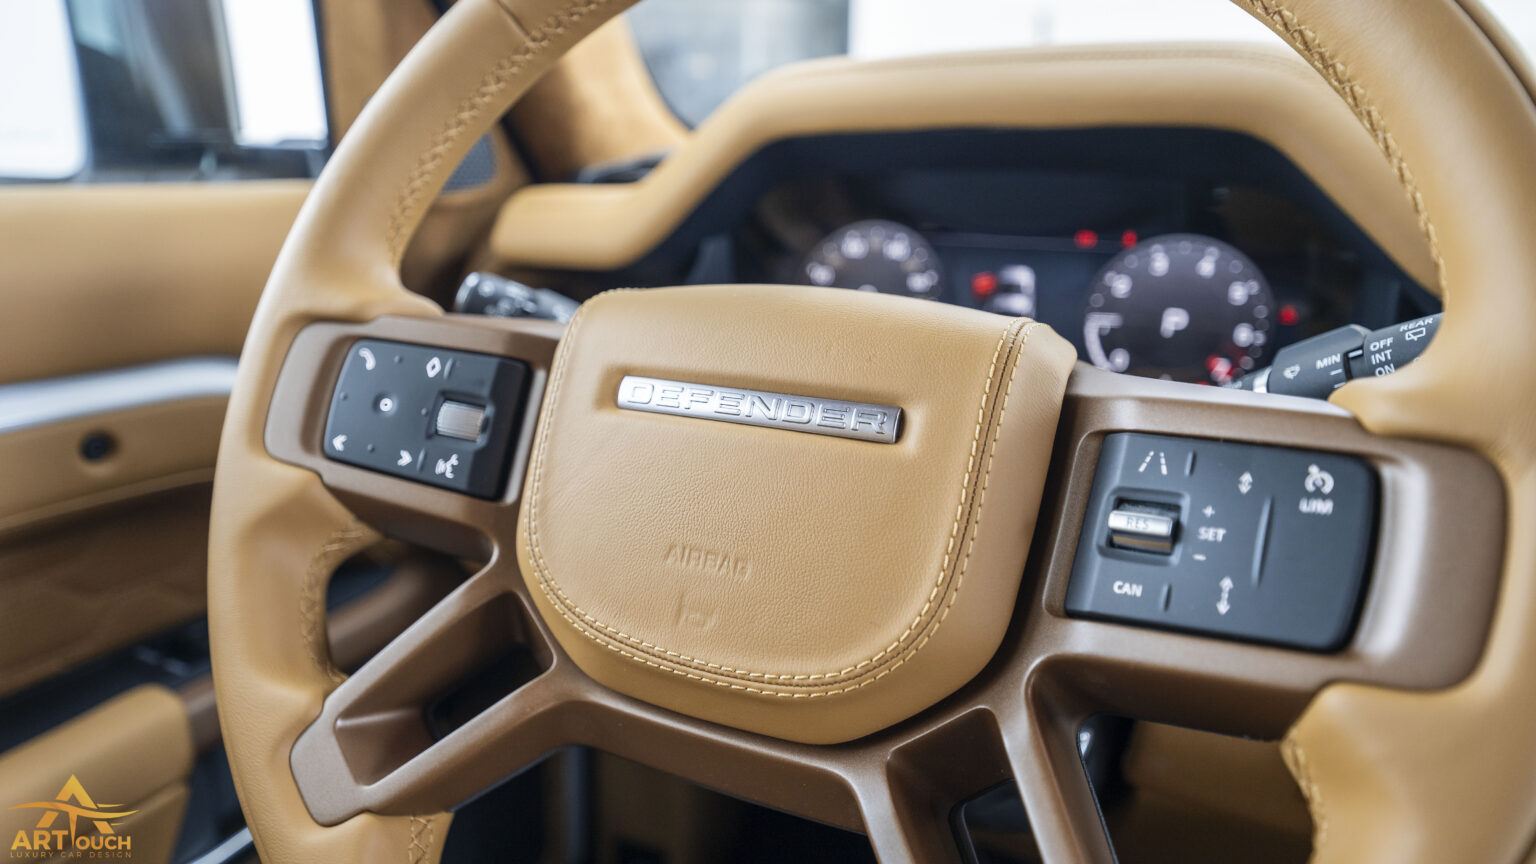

{"left": 516, "top": 285, "right": 1076, "bottom": 743}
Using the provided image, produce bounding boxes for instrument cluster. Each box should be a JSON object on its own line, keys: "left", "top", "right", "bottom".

{"left": 796, "top": 221, "right": 1279, "bottom": 384}
{"left": 541, "top": 129, "right": 1438, "bottom": 383}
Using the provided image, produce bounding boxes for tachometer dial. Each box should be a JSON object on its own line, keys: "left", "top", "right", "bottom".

{"left": 801, "top": 220, "right": 943, "bottom": 300}
{"left": 1083, "top": 234, "right": 1274, "bottom": 384}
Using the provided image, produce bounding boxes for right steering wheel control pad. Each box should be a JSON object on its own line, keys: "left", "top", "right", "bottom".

{"left": 1066, "top": 433, "right": 1376, "bottom": 651}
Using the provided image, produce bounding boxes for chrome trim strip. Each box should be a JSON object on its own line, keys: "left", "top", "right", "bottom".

{"left": 0, "top": 357, "right": 238, "bottom": 434}
{"left": 616, "top": 375, "right": 902, "bottom": 444}
{"left": 185, "top": 828, "right": 254, "bottom": 864}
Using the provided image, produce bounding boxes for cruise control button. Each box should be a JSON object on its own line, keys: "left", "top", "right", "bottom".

{"left": 1106, "top": 506, "right": 1176, "bottom": 553}
{"left": 1099, "top": 577, "right": 1171, "bottom": 615}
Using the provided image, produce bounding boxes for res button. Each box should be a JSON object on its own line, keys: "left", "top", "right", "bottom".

{"left": 1106, "top": 506, "right": 1177, "bottom": 553}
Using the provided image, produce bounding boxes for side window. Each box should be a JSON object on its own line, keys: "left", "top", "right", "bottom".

{"left": 0, "top": 0, "right": 328, "bottom": 183}
{"left": 626, "top": 0, "right": 850, "bottom": 128}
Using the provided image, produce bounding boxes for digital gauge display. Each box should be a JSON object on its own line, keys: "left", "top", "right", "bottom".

{"left": 1083, "top": 234, "right": 1275, "bottom": 384}
{"left": 801, "top": 220, "right": 944, "bottom": 300}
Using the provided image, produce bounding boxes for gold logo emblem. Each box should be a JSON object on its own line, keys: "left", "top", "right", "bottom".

{"left": 9, "top": 774, "right": 136, "bottom": 857}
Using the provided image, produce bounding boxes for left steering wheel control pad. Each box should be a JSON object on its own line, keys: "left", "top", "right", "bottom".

{"left": 323, "top": 339, "right": 529, "bottom": 498}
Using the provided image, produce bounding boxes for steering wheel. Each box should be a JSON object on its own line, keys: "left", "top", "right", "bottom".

{"left": 208, "top": 0, "right": 1536, "bottom": 861}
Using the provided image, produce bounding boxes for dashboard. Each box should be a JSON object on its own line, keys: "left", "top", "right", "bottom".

{"left": 521, "top": 128, "right": 1440, "bottom": 385}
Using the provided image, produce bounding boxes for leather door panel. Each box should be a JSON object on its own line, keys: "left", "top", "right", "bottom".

{"left": 0, "top": 685, "right": 194, "bottom": 864}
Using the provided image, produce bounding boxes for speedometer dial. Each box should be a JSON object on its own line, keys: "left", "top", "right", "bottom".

{"left": 1083, "top": 234, "right": 1274, "bottom": 384}
{"left": 801, "top": 220, "right": 944, "bottom": 300}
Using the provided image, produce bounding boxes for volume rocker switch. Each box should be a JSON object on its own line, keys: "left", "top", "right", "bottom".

{"left": 435, "top": 400, "right": 487, "bottom": 441}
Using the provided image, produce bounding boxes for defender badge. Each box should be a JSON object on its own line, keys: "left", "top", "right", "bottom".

{"left": 616, "top": 376, "right": 901, "bottom": 444}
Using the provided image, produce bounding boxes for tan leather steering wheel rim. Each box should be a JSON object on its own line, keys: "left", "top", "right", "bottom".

{"left": 209, "top": 1, "right": 1536, "bottom": 862}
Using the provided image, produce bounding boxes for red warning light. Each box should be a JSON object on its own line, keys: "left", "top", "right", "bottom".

{"left": 1278, "top": 304, "right": 1300, "bottom": 326}
{"left": 1206, "top": 354, "right": 1235, "bottom": 384}
{"left": 1120, "top": 230, "right": 1138, "bottom": 248}
{"left": 971, "top": 271, "right": 998, "bottom": 298}
{"left": 1073, "top": 229, "right": 1098, "bottom": 250}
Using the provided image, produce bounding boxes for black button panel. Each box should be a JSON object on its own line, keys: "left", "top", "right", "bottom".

{"left": 322, "top": 340, "right": 529, "bottom": 499}
{"left": 1065, "top": 433, "right": 1376, "bottom": 651}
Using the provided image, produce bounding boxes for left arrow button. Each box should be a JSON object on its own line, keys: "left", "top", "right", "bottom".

{"left": 331, "top": 434, "right": 347, "bottom": 451}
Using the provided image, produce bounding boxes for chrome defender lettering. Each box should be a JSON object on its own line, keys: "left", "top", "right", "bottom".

{"left": 616, "top": 376, "right": 901, "bottom": 444}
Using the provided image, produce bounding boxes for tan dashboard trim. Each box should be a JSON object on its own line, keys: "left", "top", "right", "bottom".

{"left": 486, "top": 43, "right": 1440, "bottom": 292}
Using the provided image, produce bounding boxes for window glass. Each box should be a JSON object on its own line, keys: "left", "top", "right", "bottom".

{"left": 627, "top": 0, "right": 850, "bottom": 127}
{"left": 630, "top": 0, "right": 1536, "bottom": 126}
{"left": 0, "top": 0, "right": 328, "bottom": 183}
{"left": 222, "top": 0, "right": 328, "bottom": 149}
{"left": 0, "top": 1, "right": 88, "bottom": 180}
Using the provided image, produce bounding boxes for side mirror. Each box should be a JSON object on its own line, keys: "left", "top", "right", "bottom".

{"left": 0, "top": 0, "right": 88, "bottom": 181}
